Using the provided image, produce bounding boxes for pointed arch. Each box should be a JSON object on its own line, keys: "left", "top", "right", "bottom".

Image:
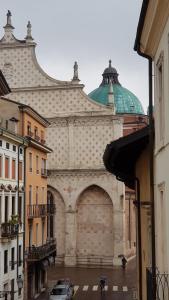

{"left": 47, "top": 185, "right": 66, "bottom": 264}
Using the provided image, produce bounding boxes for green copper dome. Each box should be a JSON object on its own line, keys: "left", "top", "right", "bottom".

{"left": 88, "top": 60, "right": 144, "bottom": 115}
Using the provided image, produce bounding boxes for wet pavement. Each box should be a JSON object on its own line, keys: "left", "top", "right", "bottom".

{"left": 38, "top": 258, "right": 137, "bottom": 299}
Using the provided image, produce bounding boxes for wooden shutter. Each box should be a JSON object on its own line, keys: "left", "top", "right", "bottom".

{"left": 12, "top": 159, "right": 16, "bottom": 179}
{"left": 5, "top": 157, "right": 9, "bottom": 178}
{"left": 19, "top": 161, "right": 22, "bottom": 180}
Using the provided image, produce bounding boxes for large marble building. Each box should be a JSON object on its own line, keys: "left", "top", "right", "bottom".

{"left": 0, "top": 12, "right": 146, "bottom": 266}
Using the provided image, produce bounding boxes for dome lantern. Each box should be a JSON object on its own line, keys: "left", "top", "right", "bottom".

{"left": 88, "top": 60, "right": 144, "bottom": 115}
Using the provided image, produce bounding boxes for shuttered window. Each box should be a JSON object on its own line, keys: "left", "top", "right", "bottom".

{"left": 0, "top": 156, "right": 2, "bottom": 177}
{"left": 19, "top": 161, "right": 22, "bottom": 180}
{"left": 12, "top": 159, "right": 16, "bottom": 179}
{"left": 5, "top": 157, "right": 9, "bottom": 178}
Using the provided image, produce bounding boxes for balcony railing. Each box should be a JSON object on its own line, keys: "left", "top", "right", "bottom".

{"left": 27, "top": 204, "right": 47, "bottom": 218}
{"left": 1, "top": 223, "right": 18, "bottom": 238}
{"left": 35, "top": 135, "right": 40, "bottom": 142}
{"left": 41, "top": 139, "right": 46, "bottom": 145}
{"left": 27, "top": 204, "right": 56, "bottom": 218}
{"left": 26, "top": 238, "right": 56, "bottom": 261}
{"left": 41, "top": 168, "right": 47, "bottom": 178}
{"left": 147, "top": 268, "right": 169, "bottom": 300}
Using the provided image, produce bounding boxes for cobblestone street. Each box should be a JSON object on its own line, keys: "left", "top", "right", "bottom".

{"left": 38, "top": 258, "right": 137, "bottom": 300}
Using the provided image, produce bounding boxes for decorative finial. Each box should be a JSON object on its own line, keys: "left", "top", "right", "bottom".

{"left": 25, "top": 21, "right": 33, "bottom": 41}
{"left": 109, "top": 59, "right": 112, "bottom": 68}
{"left": 72, "top": 61, "right": 80, "bottom": 82}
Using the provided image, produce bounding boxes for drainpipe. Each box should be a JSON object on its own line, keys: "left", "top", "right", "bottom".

{"left": 135, "top": 48, "right": 156, "bottom": 298}
{"left": 135, "top": 178, "right": 142, "bottom": 300}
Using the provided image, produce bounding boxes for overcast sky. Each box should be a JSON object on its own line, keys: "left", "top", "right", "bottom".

{"left": 0, "top": 0, "right": 148, "bottom": 112}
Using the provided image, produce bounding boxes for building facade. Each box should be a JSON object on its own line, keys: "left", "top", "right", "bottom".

{"left": 134, "top": 0, "right": 169, "bottom": 299}
{"left": 0, "top": 12, "right": 147, "bottom": 266}
{"left": 0, "top": 127, "right": 27, "bottom": 300}
{"left": 0, "top": 96, "right": 55, "bottom": 299}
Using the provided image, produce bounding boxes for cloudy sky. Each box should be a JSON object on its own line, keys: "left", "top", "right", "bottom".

{"left": 0, "top": 0, "right": 148, "bottom": 112}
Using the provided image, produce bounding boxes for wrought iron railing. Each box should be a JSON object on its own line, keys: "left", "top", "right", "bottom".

{"left": 27, "top": 204, "right": 47, "bottom": 218}
{"left": 41, "top": 168, "right": 47, "bottom": 178}
{"left": 1, "top": 223, "right": 18, "bottom": 238}
{"left": 26, "top": 238, "right": 56, "bottom": 261}
{"left": 27, "top": 203, "right": 56, "bottom": 218}
{"left": 147, "top": 268, "right": 169, "bottom": 300}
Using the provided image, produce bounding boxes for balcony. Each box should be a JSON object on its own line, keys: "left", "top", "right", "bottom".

{"left": 27, "top": 204, "right": 47, "bottom": 218}
{"left": 27, "top": 204, "right": 56, "bottom": 218}
{"left": 1, "top": 223, "right": 18, "bottom": 238}
{"left": 41, "top": 168, "right": 47, "bottom": 178}
{"left": 35, "top": 135, "right": 40, "bottom": 142}
{"left": 147, "top": 268, "right": 169, "bottom": 300}
{"left": 41, "top": 139, "right": 46, "bottom": 145}
{"left": 27, "top": 131, "right": 34, "bottom": 137}
{"left": 26, "top": 238, "right": 56, "bottom": 261}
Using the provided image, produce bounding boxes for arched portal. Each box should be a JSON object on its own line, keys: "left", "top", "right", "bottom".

{"left": 76, "top": 185, "right": 114, "bottom": 265}
{"left": 47, "top": 187, "right": 65, "bottom": 264}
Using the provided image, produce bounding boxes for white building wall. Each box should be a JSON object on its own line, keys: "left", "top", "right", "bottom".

{"left": 154, "top": 16, "right": 169, "bottom": 273}
{"left": 0, "top": 135, "right": 24, "bottom": 299}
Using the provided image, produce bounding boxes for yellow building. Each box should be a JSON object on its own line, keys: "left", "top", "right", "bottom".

{"left": 103, "top": 126, "right": 151, "bottom": 300}
{"left": 0, "top": 97, "right": 55, "bottom": 299}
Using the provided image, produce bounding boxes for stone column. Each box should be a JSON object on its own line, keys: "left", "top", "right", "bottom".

{"left": 113, "top": 205, "right": 125, "bottom": 265}
{"left": 64, "top": 206, "right": 77, "bottom": 266}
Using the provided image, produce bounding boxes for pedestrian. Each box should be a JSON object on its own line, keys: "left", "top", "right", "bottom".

{"left": 122, "top": 256, "right": 127, "bottom": 269}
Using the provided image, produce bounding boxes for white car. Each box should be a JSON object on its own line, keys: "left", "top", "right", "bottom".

{"left": 49, "top": 284, "right": 74, "bottom": 300}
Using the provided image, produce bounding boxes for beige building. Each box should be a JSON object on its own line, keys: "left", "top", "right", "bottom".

{"left": 134, "top": 0, "right": 169, "bottom": 299}
{"left": 0, "top": 11, "right": 139, "bottom": 266}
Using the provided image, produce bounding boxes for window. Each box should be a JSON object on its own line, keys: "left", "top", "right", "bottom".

{"left": 42, "top": 187, "right": 45, "bottom": 204}
{"left": 5, "top": 196, "right": 8, "bottom": 223}
{"left": 13, "top": 145, "right": 16, "bottom": 152}
{"left": 11, "top": 279, "right": 14, "bottom": 300}
{"left": 12, "top": 196, "right": 15, "bottom": 216}
{"left": 5, "top": 157, "right": 9, "bottom": 178}
{"left": 29, "top": 153, "right": 32, "bottom": 172}
{"left": 157, "top": 53, "right": 164, "bottom": 142}
{"left": 4, "top": 250, "right": 8, "bottom": 273}
{"left": 36, "top": 155, "right": 39, "bottom": 174}
{"left": 18, "top": 196, "right": 22, "bottom": 223}
{"left": 4, "top": 283, "right": 8, "bottom": 300}
{"left": 0, "top": 155, "right": 2, "bottom": 177}
{"left": 19, "top": 161, "right": 22, "bottom": 180}
{"left": 42, "top": 221, "right": 45, "bottom": 245}
{"left": 27, "top": 121, "right": 32, "bottom": 136}
{"left": 36, "top": 186, "right": 38, "bottom": 204}
{"left": 29, "top": 225, "right": 32, "bottom": 247}
{"left": 36, "top": 223, "right": 38, "bottom": 246}
{"left": 12, "top": 159, "right": 16, "bottom": 179}
{"left": 0, "top": 196, "right": 1, "bottom": 223}
{"left": 11, "top": 247, "right": 15, "bottom": 270}
{"left": 6, "top": 142, "right": 9, "bottom": 149}
{"left": 29, "top": 186, "right": 32, "bottom": 205}
{"left": 19, "top": 245, "right": 22, "bottom": 266}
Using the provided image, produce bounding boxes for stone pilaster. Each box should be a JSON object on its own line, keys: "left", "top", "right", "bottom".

{"left": 64, "top": 206, "right": 77, "bottom": 266}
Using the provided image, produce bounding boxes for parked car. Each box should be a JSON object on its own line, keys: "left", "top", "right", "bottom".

{"left": 49, "top": 281, "right": 74, "bottom": 300}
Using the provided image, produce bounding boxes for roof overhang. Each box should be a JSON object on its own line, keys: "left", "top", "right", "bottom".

{"left": 27, "top": 137, "right": 52, "bottom": 153}
{"left": 103, "top": 126, "right": 149, "bottom": 189}
{"left": 134, "top": 0, "right": 169, "bottom": 57}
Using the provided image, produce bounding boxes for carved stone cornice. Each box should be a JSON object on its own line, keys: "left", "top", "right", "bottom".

{"left": 48, "top": 168, "right": 112, "bottom": 179}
